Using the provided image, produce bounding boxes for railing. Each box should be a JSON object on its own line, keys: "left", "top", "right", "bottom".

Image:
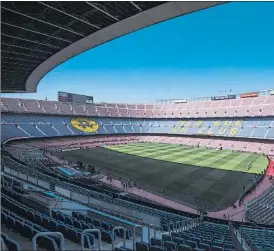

{"left": 2, "top": 164, "right": 184, "bottom": 225}
{"left": 3, "top": 160, "right": 192, "bottom": 229}
{"left": 132, "top": 225, "right": 143, "bottom": 251}
{"left": 32, "top": 232, "right": 65, "bottom": 251}
{"left": 148, "top": 224, "right": 157, "bottom": 244}
{"left": 81, "top": 229, "right": 101, "bottom": 251}
{"left": 1, "top": 238, "right": 8, "bottom": 251}
{"left": 168, "top": 217, "right": 201, "bottom": 233}
{"left": 112, "top": 227, "right": 126, "bottom": 251}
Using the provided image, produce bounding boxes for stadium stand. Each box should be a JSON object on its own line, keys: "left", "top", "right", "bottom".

{"left": 1, "top": 96, "right": 274, "bottom": 118}
{"left": 245, "top": 185, "right": 274, "bottom": 225}
{"left": 1, "top": 95, "right": 274, "bottom": 251}
{"left": 1, "top": 113, "right": 274, "bottom": 140}
{"left": 240, "top": 226, "right": 274, "bottom": 251}
{"left": 3, "top": 1, "right": 274, "bottom": 250}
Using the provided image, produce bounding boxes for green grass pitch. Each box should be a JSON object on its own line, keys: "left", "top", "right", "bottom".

{"left": 60, "top": 143, "right": 268, "bottom": 211}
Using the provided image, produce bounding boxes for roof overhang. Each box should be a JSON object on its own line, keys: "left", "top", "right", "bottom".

{"left": 1, "top": 1, "right": 227, "bottom": 93}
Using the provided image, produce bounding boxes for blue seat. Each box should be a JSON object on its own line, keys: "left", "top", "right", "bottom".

{"left": 136, "top": 241, "right": 149, "bottom": 251}
{"left": 101, "top": 230, "right": 114, "bottom": 244}
{"left": 126, "top": 229, "right": 132, "bottom": 239}
{"left": 48, "top": 220, "right": 58, "bottom": 231}
{"left": 4, "top": 238, "right": 21, "bottom": 251}
{"left": 73, "top": 219, "right": 82, "bottom": 229}
{"left": 1, "top": 213, "right": 7, "bottom": 225}
{"left": 202, "top": 239, "right": 211, "bottom": 246}
{"left": 24, "top": 224, "right": 34, "bottom": 240}
{"left": 80, "top": 221, "right": 90, "bottom": 230}
{"left": 162, "top": 234, "right": 172, "bottom": 242}
{"left": 65, "top": 216, "right": 73, "bottom": 226}
{"left": 178, "top": 244, "right": 192, "bottom": 251}
{"left": 86, "top": 216, "right": 93, "bottom": 224}
{"left": 150, "top": 245, "right": 167, "bottom": 251}
{"left": 164, "top": 241, "right": 177, "bottom": 251}
{"left": 93, "top": 219, "right": 102, "bottom": 227}
{"left": 212, "top": 242, "right": 223, "bottom": 248}
{"left": 14, "top": 220, "right": 24, "bottom": 234}
{"left": 6, "top": 216, "right": 15, "bottom": 230}
{"left": 37, "top": 236, "right": 59, "bottom": 251}
{"left": 192, "top": 237, "right": 200, "bottom": 244}
{"left": 211, "top": 246, "right": 223, "bottom": 251}
{"left": 26, "top": 210, "right": 35, "bottom": 221}
{"left": 82, "top": 233, "right": 94, "bottom": 249}
{"left": 3, "top": 208, "right": 9, "bottom": 215}
{"left": 173, "top": 237, "right": 185, "bottom": 245}
{"left": 42, "top": 217, "right": 50, "bottom": 228}
{"left": 151, "top": 237, "right": 163, "bottom": 246}
{"left": 198, "top": 243, "right": 210, "bottom": 251}
{"left": 115, "top": 247, "right": 129, "bottom": 251}
{"left": 34, "top": 213, "right": 43, "bottom": 225}
{"left": 171, "top": 232, "right": 179, "bottom": 238}
{"left": 224, "top": 244, "right": 235, "bottom": 250}
{"left": 67, "top": 227, "right": 79, "bottom": 243}
{"left": 1, "top": 233, "right": 9, "bottom": 241}
{"left": 57, "top": 213, "right": 65, "bottom": 222}
{"left": 186, "top": 240, "right": 197, "bottom": 249}
{"left": 102, "top": 221, "right": 111, "bottom": 231}
{"left": 78, "top": 213, "right": 86, "bottom": 221}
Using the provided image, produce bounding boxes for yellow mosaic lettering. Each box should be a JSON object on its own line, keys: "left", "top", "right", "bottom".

{"left": 235, "top": 120, "right": 242, "bottom": 127}
{"left": 207, "top": 127, "right": 215, "bottom": 135}
{"left": 218, "top": 127, "right": 227, "bottom": 135}
{"left": 185, "top": 121, "right": 192, "bottom": 127}
{"left": 179, "top": 121, "right": 186, "bottom": 126}
{"left": 198, "top": 128, "right": 206, "bottom": 134}
{"left": 172, "top": 126, "right": 181, "bottom": 133}
{"left": 229, "top": 128, "right": 239, "bottom": 136}
{"left": 171, "top": 127, "right": 178, "bottom": 133}
{"left": 224, "top": 121, "right": 232, "bottom": 126}
{"left": 181, "top": 127, "right": 189, "bottom": 134}
{"left": 196, "top": 120, "right": 203, "bottom": 126}
{"left": 214, "top": 121, "right": 221, "bottom": 127}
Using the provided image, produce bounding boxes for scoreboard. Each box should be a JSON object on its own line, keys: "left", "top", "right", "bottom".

{"left": 58, "top": 92, "right": 93, "bottom": 104}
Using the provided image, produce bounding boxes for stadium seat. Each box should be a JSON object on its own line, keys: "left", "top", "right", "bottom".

{"left": 178, "top": 244, "right": 192, "bottom": 251}
{"left": 150, "top": 245, "right": 167, "bottom": 251}
{"left": 164, "top": 241, "right": 177, "bottom": 251}
{"left": 162, "top": 234, "right": 172, "bottom": 242}
{"left": 136, "top": 241, "right": 150, "bottom": 251}
{"left": 151, "top": 237, "right": 163, "bottom": 246}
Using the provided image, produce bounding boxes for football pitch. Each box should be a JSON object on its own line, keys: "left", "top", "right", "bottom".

{"left": 60, "top": 143, "right": 268, "bottom": 211}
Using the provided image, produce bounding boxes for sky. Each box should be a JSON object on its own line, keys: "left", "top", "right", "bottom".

{"left": 2, "top": 2, "right": 274, "bottom": 103}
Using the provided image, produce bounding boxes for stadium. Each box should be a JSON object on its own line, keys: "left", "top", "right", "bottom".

{"left": 1, "top": 2, "right": 274, "bottom": 251}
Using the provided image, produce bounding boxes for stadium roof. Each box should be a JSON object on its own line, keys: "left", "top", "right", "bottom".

{"left": 1, "top": 1, "right": 226, "bottom": 93}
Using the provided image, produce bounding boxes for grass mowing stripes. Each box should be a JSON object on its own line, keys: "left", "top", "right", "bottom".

{"left": 107, "top": 143, "right": 267, "bottom": 174}
{"left": 60, "top": 142, "right": 269, "bottom": 211}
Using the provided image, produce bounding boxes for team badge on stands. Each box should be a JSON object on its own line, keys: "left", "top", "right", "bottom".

{"left": 71, "top": 118, "right": 99, "bottom": 133}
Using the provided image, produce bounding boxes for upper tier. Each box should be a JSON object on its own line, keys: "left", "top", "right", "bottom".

{"left": 1, "top": 96, "right": 274, "bottom": 118}
{"left": 2, "top": 113, "right": 274, "bottom": 143}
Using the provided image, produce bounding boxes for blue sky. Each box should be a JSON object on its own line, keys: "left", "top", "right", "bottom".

{"left": 2, "top": 2, "right": 274, "bottom": 103}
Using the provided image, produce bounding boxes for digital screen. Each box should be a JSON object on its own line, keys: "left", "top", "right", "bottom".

{"left": 58, "top": 92, "right": 68, "bottom": 102}
{"left": 211, "top": 95, "right": 236, "bottom": 101}
{"left": 174, "top": 99, "right": 187, "bottom": 103}
{"left": 86, "top": 96, "right": 93, "bottom": 104}
{"left": 58, "top": 92, "right": 93, "bottom": 104}
{"left": 67, "top": 93, "right": 73, "bottom": 103}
